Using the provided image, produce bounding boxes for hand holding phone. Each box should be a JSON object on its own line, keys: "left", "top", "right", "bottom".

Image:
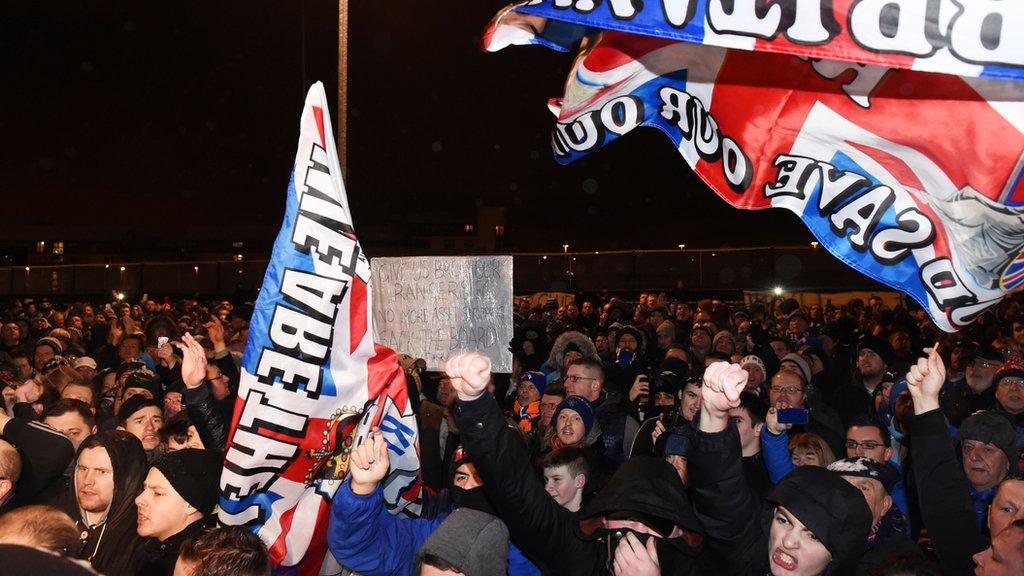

{"left": 777, "top": 407, "right": 809, "bottom": 425}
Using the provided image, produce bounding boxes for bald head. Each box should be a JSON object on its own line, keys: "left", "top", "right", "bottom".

{"left": 0, "top": 439, "right": 22, "bottom": 503}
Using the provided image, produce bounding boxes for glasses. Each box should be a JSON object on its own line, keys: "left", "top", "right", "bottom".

{"left": 999, "top": 378, "right": 1024, "bottom": 390}
{"left": 770, "top": 386, "right": 803, "bottom": 395}
{"left": 565, "top": 375, "right": 597, "bottom": 383}
{"left": 845, "top": 440, "right": 884, "bottom": 451}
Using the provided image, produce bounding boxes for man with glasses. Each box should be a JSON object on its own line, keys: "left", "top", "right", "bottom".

{"left": 765, "top": 369, "right": 845, "bottom": 457}
{"left": 564, "top": 358, "right": 626, "bottom": 463}
{"left": 844, "top": 414, "right": 909, "bottom": 517}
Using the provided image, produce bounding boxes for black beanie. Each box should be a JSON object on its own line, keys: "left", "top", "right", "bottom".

{"left": 117, "top": 395, "right": 162, "bottom": 424}
{"left": 152, "top": 448, "right": 223, "bottom": 516}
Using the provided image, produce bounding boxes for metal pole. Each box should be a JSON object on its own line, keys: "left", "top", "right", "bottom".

{"left": 337, "top": 0, "right": 349, "bottom": 172}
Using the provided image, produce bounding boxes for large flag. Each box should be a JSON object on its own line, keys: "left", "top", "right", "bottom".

{"left": 219, "top": 82, "right": 421, "bottom": 575}
{"left": 509, "top": 0, "right": 1024, "bottom": 82}
{"left": 485, "top": 5, "right": 1024, "bottom": 333}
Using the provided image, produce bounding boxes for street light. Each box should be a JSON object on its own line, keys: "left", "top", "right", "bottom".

{"left": 678, "top": 244, "right": 686, "bottom": 250}
{"left": 811, "top": 241, "right": 819, "bottom": 248}
{"left": 773, "top": 286, "right": 783, "bottom": 296}
{"left": 562, "top": 244, "right": 569, "bottom": 253}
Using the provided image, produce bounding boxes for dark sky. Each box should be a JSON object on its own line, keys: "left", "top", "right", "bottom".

{"left": 0, "top": 1, "right": 815, "bottom": 257}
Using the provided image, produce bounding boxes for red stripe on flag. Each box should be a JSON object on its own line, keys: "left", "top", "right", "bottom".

{"left": 269, "top": 505, "right": 298, "bottom": 566}
{"left": 313, "top": 106, "right": 326, "bottom": 148}
{"left": 349, "top": 275, "right": 368, "bottom": 355}
{"left": 296, "top": 500, "right": 331, "bottom": 576}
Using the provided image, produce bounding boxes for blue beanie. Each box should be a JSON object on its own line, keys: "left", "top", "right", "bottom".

{"left": 552, "top": 396, "right": 595, "bottom": 436}
{"left": 519, "top": 371, "right": 547, "bottom": 396}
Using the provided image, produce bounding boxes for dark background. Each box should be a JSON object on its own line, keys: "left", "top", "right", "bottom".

{"left": 0, "top": 1, "right": 816, "bottom": 262}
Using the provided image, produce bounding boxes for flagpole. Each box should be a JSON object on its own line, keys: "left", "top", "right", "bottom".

{"left": 337, "top": 0, "right": 348, "bottom": 173}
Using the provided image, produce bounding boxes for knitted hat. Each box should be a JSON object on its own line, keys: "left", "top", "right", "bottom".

{"left": 690, "top": 325, "right": 714, "bottom": 343}
{"left": 966, "top": 343, "right": 1005, "bottom": 364}
{"left": 959, "top": 411, "right": 1020, "bottom": 472}
{"left": 552, "top": 396, "right": 595, "bottom": 436}
{"left": 123, "top": 371, "right": 163, "bottom": 399}
{"left": 73, "top": 356, "right": 97, "bottom": 371}
{"left": 994, "top": 361, "right": 1024, "bottom": 386}
{"left": 740, "top": 355, "right": 766, "bottom": 378}
{"left": 780, "top": 353, "right": 812, "bottom": 384}
{"left": 414, "top": 508, "right": 509, "bottom": 576}
{"left": 152, "top": 449, "right": 224, "bottom": 515}
{"left": 656, "top": 320, "right": 675, "bottom": 337}
{"left": 34, "top": 336, "right": 63, "bottom": 356}
{"left": 117, "top": 395, "right": 162, "bottom": 424}
{"left": 518, "top": 371, "right": 547, "bottom": 396}
{"left": 712, "top": 330, "right": 734, "bottom": 349}
{"left": 827, "top": 457, "right": 899, "bottom": 493}
{"left": 857, "top": 335, "right": 896, "bottom": 367}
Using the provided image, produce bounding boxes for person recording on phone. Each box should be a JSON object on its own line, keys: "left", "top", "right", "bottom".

{"left": 761, "top": 367, "right": 846, "bottom": 458}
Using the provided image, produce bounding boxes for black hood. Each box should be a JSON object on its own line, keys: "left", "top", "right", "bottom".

{"left": 767, "top": 466, "right": 872, "bottom": 574}
{"left": 579, "top": 457, "right": 703, "bottom": 542}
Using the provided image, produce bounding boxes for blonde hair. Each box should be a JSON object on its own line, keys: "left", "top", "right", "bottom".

{"left": 788, "top": 432, "right": 836, "bottom": 467}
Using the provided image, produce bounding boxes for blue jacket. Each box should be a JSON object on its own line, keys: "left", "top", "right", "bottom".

{"left": 760, "top": 429, "right": 910, "bottom": 518}
{"left": 327, "top": 479, "right": 540, "bottom": 576}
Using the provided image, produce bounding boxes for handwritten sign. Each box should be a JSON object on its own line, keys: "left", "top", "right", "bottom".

{"left": 371, "top": 256, "right": 514, "bottom": 372}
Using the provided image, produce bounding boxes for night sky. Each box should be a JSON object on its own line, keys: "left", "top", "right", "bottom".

{"left": 1, "top": 1, "right": 815, "bottom": 258}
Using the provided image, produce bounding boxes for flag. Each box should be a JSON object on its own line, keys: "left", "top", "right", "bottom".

{"left": 510, "top": 0, "right": 1024, "bottom": 82}
{"left": 485, "top": 8, "right": 1024, "bottom": 332}
{"left": 218, "top": 82, "right": 421, "bottom": 575}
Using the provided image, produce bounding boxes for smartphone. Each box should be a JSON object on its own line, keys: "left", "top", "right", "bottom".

{"left": 616, "top": 348, "right": 635, "bottom": 369}
{"left": 157, "top": 336, "right": 169, "bottom": 347}
{"left": 778, "top": 407, "right": 810, "bottom": 425}
{"left": 661, "top": 407, "right": 680, "bottom": 429}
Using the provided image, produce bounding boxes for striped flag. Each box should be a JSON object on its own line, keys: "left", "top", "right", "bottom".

{"left": 485, "top": 8, "right": 1024, "bottom": 332}
{"left": 218, "top": 82, "right": 421, "bottom": 575}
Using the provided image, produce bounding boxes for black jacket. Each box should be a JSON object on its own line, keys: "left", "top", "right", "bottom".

{"left": 853, "top": 507, "right": 919, "bottom": 576}
{"left": 908, "top": 408, "right": 986, "bottom": 573}
{"left": 455, "top": 392, "right": 701, "bottom": 575}
{"left": 184, "top": 385, "right": 228, "bottom": 450}
{"left": 689, "top": 423, "right": 872, "bottom": 575}
{"left": 136, "top": 516, "right": 213, "bottom": 576}
{"left": 1, "top": 415, "right": 75, "bottom": 510}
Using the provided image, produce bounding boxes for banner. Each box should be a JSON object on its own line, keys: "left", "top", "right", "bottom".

{"left": 485, "top": 11, "right": 1024, "bottom": 332}
{"left": 508, "top": 0, "right": 1024, "bottom": 82}
{"left": 371, "top": 256, "right": 514, "bottom": 373}
{"left": 218, "top": 82, "right": 421, "bottom": 575}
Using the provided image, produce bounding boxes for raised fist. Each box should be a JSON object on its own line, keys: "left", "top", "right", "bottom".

{"left": 349, "top": 428, "right": 391, "bottom": 495}
{"left": 699, "top": 361, "right": 748, "bottom": 432}
{"left": 444, "top": 352, "right": 492, "bottom": 402}
{"left": 906, "top": 347, "right": 945, "bottom": 414}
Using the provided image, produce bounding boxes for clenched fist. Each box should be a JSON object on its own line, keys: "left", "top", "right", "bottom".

{"left": 699, "top": 361, "right": 749, "bottom": 433}
{"left": 443, "top": 352, "right": 492, "bottom": 402}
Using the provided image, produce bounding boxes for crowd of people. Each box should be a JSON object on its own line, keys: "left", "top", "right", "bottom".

{"left": 0, "top": 298, "right": 268, "bottom": 575}
{"left": 0, "top": 292, "right": 1023, "bottom": 575}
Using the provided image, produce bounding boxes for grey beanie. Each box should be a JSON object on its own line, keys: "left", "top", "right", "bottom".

{"left": 414, "top": 508, "right": 509, "bottom": 576}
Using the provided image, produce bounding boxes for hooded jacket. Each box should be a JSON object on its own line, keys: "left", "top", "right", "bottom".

{"left": 455, "top": 391, "right": 703, "bottom": 575}
{"left": 55, "top": 430, "right": 149, "bottom": 576}
{"left": 690, "top": 423, "right": 872, "bottom": 576}
{"left": 543, "top": 331, "right": 599, "bottom": 379}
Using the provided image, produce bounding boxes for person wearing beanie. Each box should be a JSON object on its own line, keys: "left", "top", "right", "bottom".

{"left": 134, "top": 448, "right": 223, "bottom": 575}
{"left": 904, "top": 348, "right": 1024, "bottom": 573}
{"left": 117, "top": 395, "right": 164, "bottom": 453}
{"left": 741, "top": 354, "right": 767, "bottom": 396}
{"left": 691, "top": 362, "right": 873, "bottom": 576}
{"left": 414, "top": 508, "right": 510, "bottom": 576}
{"left": 33, "top": 336, "right": 63, "bottom": 371}
{"left": 941, "top": 343, "right": 1006, "bottom": 427}
{"left": 992, "top": 361, "right": 1024, "bottom": 447}
{"left": 655, "top": 320, "right": 676, "bottom": 352}
{"left": 543, "top": 331, "right": 598, "bottom": 384}
{"left": 827, "top": 457, "right": 920, "bottom": 575}
{"left": 829, "top": 335, "right": 896, "bottom": 429}
{"left": 712, "top": 330, "right": 736, "bottom": 357}
{"left": 512, "top": 371, "right": 546, "bottom": 435}
{"left": 551, "top": 396, "right": 595, "bottom": 450}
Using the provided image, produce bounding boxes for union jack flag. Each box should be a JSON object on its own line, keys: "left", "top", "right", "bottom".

{"left": 218, "top": 82, "right": 421, "bottom": 575}
{"left": 486, "top": 7, "right": 1024, "bottom": 332}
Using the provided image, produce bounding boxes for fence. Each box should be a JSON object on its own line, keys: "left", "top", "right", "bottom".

{"left": 0, "top": 246, "right": 884, "bottom": 298}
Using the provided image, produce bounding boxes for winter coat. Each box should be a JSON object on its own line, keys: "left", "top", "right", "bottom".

{"left": 183, "top": 384, "right": 228, "bottom": 450}
{"left": 689, "top": 424, "right": 872, "bottom": 576}
{"left": 0, "top": 414, "right": 75, "bottom": 510}
{"left": 590, "top": 389, "right": 627, "bottom": 463}
{"left": 455, "top": 392, "right": 703, "bottom": 576}
{"left": 908, "top": 408, "right": 987, "bottom": 573}
{"left": 136, "top": 516, "right": 214, "bottom": 576}
{"left": 326, "top": 480, "right": 539, "bottom": 576}
{"left": 853, "top": 507, "right": 919, "bottom": 576}
{"left": 543, "top": 331, "right": 599, "bottom": 378}
{"left": 55, "top": 430, "right": 149, "bottom": 576}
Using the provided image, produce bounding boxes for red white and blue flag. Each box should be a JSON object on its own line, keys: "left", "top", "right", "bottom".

{"left": 485, "top": 4, "right": 1024, "bottom": 332}
{"left": 218, "top": 82, "right": 421, "bottom": 575}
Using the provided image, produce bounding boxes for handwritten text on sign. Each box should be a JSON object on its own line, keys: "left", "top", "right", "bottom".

{"left": 371, "top": 256, "right": 513, "bottom": 373}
